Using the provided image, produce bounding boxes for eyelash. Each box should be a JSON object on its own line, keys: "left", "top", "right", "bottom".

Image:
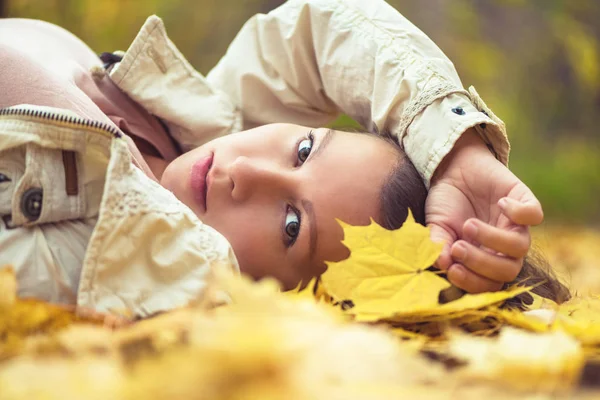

{"left": 284, "top": 205, "right": 301, "bottom": 247}
{"left": 296, "top": 131, "right": 315, "bottom": 166}
{"left": 284, "top": 131, "right": 315, "bottom": 247}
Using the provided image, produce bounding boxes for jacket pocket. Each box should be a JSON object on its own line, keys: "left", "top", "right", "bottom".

{"left": 0, "top": 144, "right": 87, "bottom": 228}
{"left": 0, "top": 148, "right": 25, "bottom": 228}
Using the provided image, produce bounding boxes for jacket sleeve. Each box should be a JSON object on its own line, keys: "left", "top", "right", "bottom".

{"left": 206, "top": 0, "right": 509, "bottom": 187}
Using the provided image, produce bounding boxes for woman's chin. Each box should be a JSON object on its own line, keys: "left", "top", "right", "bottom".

{"left": 158, "top": 163, "right": 176, "bottom": 192}
{"left": 160, "top": 163, "right": 187, "bottom": 200}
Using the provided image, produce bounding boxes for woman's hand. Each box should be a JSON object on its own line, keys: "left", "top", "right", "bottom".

{"left": 426, "top": 128, "right": 543, "bottom": 293}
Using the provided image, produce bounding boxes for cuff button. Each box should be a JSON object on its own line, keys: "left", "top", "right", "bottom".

{"left": 21, "top": 187, "right": 43, "bottom": 221}
{"left": 452, "top": 107, "right": 466, "bottom": 116}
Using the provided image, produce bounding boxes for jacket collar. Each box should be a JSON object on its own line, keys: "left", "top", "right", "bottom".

{"left": 108, "top": 16, "right": 242, "bottom": 153}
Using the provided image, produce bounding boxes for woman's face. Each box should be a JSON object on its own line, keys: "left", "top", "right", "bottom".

{"left": 161, "top": 124, "right": 399, "bottom": 289}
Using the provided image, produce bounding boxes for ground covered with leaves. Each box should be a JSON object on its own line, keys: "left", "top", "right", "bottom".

{"left": 2, "top": 218, "right": 600, "bottom": 399}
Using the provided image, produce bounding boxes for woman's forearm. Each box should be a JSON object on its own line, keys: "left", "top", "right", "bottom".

{"left": 207, "top": 0, "right": 509, "bottom": 186}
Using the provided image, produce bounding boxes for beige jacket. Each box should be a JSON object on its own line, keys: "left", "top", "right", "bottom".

{"left": 0, "top": 0, "right": 508, "bottom": 316}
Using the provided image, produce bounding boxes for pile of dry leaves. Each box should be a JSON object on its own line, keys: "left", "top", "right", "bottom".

{"left": 2, "top": 214, "right": 600, "bottom": 399}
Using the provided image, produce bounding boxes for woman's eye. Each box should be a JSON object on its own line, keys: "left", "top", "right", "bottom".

{"left": 297, "top": 133, "right": 314, "bottom": 164}
{"left": 285, "top": 206, "right": 301, "bottom": 245}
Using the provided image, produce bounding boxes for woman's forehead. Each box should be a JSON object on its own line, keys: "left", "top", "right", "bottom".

{"left": 302, "top": 129, "right": 400, "bottom": 263}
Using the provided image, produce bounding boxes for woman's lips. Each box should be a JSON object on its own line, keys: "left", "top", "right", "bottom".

{"left": 190, "top": 153, "right": 214, "bottom": 212}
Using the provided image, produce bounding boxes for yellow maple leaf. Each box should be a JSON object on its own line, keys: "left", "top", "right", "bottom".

{"left": 527, "top": 292, "right": 558, "bottom": 311}
{"left": 382, "top": 285, "right": 534, "bottom": 323}
{"left": 557, "top": 295, "right": 600, "bottom": 322}
{"left": 284, "top": 278, "right": 337, "bottom": 307}
{"left": 320, "top": 213, "right": 535, "bottom": 323}
{"left": 552, "top": 295, "right": 600, "bottom": 346}
{"left": 488, "top": 307, "right": 552, "bottom": 333}
{"left": 321, "top": 211, "right": 450, "bottom": 320}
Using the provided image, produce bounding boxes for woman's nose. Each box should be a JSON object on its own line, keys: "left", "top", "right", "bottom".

{"left": 229, "top": 156, "right": 293, "bottom": 201}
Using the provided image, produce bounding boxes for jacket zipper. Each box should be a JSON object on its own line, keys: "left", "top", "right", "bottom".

{"left": 0, "top": 107, "right": 122, "bottom": 139}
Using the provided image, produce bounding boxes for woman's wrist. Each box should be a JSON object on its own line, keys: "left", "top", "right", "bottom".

{"left": 431, "top": 127, "right": 496, "bottom": 186}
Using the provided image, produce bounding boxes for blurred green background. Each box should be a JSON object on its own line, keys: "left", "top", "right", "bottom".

{"left": 2, "top": 0, "right": 599, "bottom": 224}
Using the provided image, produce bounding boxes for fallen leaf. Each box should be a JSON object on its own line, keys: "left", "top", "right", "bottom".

{"left": 380, "top": 285, "right": 533, "bottom": 323}
{"left": 321, "top": 211, "right": 449, "bottom": 320}
{"left": 448, "top": 327, "right": 584, "bottom": 391}
{"left": 0, "top": 265, "right": 16, "bottom": 307}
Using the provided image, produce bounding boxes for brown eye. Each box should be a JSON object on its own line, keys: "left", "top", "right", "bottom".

{"left": 286, "top": 221, "right": 299, "bottom": 237}
{"left": 297, "top": 133, "right": 314, "bottom": 164}
{"left": 285, "top": 206, "right": 301, "bottom": 245}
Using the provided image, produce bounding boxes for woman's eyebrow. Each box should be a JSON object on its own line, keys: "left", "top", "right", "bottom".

{"left": 302, "top": 199, "right": 318, "bottom": 263}
{"left": 301, "top": 128, "right": 335, "bottom": 263}
{"left": 309, "top": 128, "right": 335, "bottom": 164}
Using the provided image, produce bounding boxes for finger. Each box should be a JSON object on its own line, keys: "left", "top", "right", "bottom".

{"left": 435, "top": 243, "right": 453, "bottom": 271}
{"left": 462, "top": 219, "right": 530, "bottom": 258}
{"left": 429, "top": 224, "right": 454, "bottom": 271}
{"left": 447, "top": 264, "right": 503, "bottom": 293}
{"left": 450, "top": 240, "right": 522, "bottom": 282}
{"left": 498, "top": 196, "right": 544, "bottom": 226}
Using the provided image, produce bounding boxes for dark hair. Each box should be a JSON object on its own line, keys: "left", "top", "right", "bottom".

{"left": 378, "top": 144, "right": 570, "bottom": 305}
{"left": 378, "top": 146, "right": 428, "bottom": 227}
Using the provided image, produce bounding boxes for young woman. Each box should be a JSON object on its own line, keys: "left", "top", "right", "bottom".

{"left": 0, "top": 0, "right": 560, "bottom": 317}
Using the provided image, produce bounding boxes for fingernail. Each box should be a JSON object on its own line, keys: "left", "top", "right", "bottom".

{"left": 498, "top": 198, "right": 509, "bottom": 209}
{"left": 452, "top": 243, "right": 467, "bottom": 262}
{"left": 450, "top": 265, "right": 466, "bottom": 281}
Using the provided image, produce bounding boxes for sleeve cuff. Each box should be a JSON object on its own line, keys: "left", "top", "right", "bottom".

{"left": 403, "top": 89, "right": 510, "bottom": 188}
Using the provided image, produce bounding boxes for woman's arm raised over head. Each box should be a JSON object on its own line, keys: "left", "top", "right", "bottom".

{"left": 103, "top": 3, "right": 541, "bottom": 294}
{"left": 206, "top": 0, "right": 509, "bottom": 187}
{"left": 206, "top": 0, "right": 544, "bottom": 294}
